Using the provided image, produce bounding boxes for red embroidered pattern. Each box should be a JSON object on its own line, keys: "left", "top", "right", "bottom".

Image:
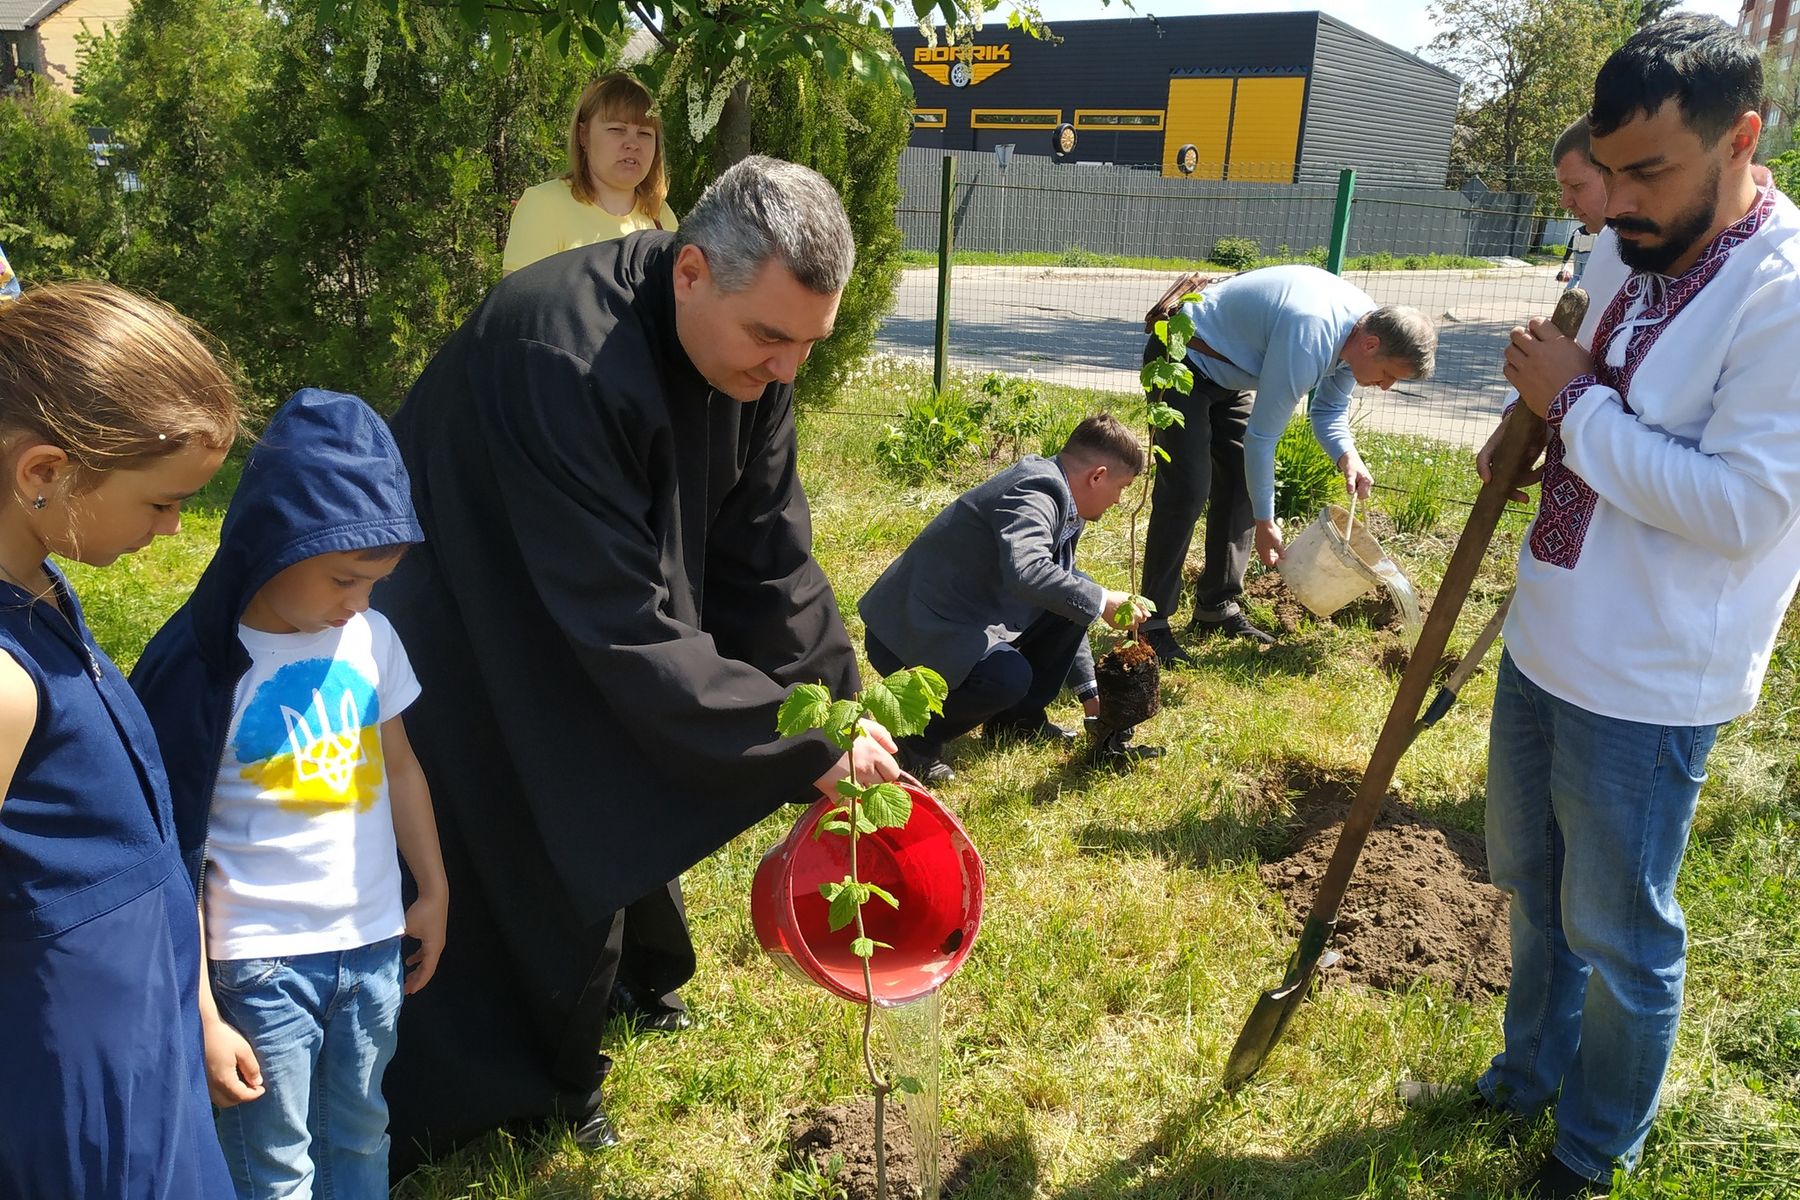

{"left": 1528, "top": 187, "right": 1778, "bottom": 569}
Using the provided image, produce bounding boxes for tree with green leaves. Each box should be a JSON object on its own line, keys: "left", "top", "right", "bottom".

{"left": 0, "top": 83, "right": 121, "bottom": 283}
{"left": 74, "top": 0, "right": 264, "bottom": 315}
{"left": 306, "top": 0, "right": 1064, "bottom": 167}
{"left": 81, "top": 0, "right": 590, "bottom": 411}
{"left": 1427, "top": 0, "right": 1639, "bottom": 189}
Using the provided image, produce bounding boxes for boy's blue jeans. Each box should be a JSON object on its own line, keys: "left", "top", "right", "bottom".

{"left": 211, "top": 938, "right": 403, "bottom": 1200}
{"left": 1479, "top": 653, "right": 1717, "bottom": 1182}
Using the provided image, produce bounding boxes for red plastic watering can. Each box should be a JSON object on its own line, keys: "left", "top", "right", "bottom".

{"left": 751, "top": 782, "right": 984, "bottom": 1005}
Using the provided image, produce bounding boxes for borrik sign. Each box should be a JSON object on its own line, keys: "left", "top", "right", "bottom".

{"left": 913, "top": 43, "right": 1013, "bottom": 87}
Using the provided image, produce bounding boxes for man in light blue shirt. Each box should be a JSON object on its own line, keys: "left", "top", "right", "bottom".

{"left": 1140, "top": 264, "right": 1435, "bottom": 660}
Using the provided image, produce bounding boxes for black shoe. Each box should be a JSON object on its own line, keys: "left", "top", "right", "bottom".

{"left": 1190, "top": 610, "right": 1276, "bottom": 647}
{"left": 1523, "top": 1154, "right": 1607, "bottom": 1199}
{"left": 1084, "top": 717, "right": 1167, "bottom": 762}
{"left": 1143, "top": 627, "right": 1194, "bottom": 666}
{"left": 987, "top": 718, "right": 1079, "bottom": 745}
{"left": 642, "top": 1008, "right": 693, "bottom": 1033}
{"left": 896, "top": 745, "right": 955, "bottom": 785}
{"left": 572, "top": 1103, "right": 621, "bottom": 1150}
{"left": 612, "top": 982, "right": 693, "bottom": 1034}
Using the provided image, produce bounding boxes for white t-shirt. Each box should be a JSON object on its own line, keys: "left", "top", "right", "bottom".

{"left": 204, "top": 610, "right": 421, "bottom": 960}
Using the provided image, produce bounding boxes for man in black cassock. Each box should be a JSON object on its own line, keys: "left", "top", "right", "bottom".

{"left": 375, "top": 156, "right": 903, "bottom": 1172}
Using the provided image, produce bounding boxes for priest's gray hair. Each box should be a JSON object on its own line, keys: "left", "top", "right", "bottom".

{"left": 1361, "top": 305, "right": 1437, "bottom": 380}
{"left": 678, "top": 156, "right": 856, "bottom": 295}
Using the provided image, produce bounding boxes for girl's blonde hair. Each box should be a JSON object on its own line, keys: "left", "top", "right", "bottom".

{"left": 0, "top": 281, "right": 242, "bottom": 491}
{"left": 564, "top": 73, "right": 669, "bottom": 220}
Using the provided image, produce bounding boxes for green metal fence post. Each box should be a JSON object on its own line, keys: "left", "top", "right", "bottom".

{"left": 934, "top": 154, "right": 955, "bottom": 396}
{"left": 1325, "top": 167, "right": 1356, "bottom": 275}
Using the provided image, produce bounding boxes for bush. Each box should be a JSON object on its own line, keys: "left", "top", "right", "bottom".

{"left": 1272, "top": 417, "right": 1339, "bottom": 525}
{"left": 0, "top": 82, "right": 123, "bottom": 282}
{"left": 1210, "top": 236, "right": 1260, "bottom": 270}
{"left": 83, "top": 0, "right": 587, "bottom": 413}
{"left": 1058, "top": 245, "right": 1106, "bottom": 267}
{"left": 973, "top": 371, "right": 1047, "bottom": 462}
{"left": 874, "top": 388, "right": 985, "bottom": 484}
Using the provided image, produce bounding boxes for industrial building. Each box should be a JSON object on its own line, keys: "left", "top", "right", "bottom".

{"left": 891, "top": 11, "right": 1461, "bottom": 188}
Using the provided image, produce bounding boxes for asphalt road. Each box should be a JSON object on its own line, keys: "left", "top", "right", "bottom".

{"left": 876, "top": 265, "right": 1573, "bottom": 447}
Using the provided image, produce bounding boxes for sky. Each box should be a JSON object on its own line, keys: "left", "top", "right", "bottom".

{"left": 1006, "top": 1, "right": 1745, "bottom": 63}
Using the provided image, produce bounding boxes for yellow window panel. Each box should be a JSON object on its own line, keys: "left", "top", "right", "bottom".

{"left": 1228, "top": 76, "right": 1305, "bottom": 183}
{"left": 1162, "top": 78, "right": 1232, "bottom": 179}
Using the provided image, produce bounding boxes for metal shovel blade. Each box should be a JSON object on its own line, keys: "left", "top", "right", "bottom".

{"left": 1222, "top": 919, "right": 1339, "bottom": 1090}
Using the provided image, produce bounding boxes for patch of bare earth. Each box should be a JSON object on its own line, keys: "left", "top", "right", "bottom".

{"left": 788, "top": 1100, "right": 976, "bottom": 1200}
{"left": 1259, "top": 775, "right": 1510, "bottom": 1000}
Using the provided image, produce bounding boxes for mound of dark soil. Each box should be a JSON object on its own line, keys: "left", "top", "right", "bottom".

{"left": 1259, "top": 778, "right": 1511, "bottom": 1001}
{"left": 788, "top": 1100, "right": 970, "bottom": 1200}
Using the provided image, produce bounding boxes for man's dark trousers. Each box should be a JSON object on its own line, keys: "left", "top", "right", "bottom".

{"left": 1138, "top": 336, "right": 1256, "bottom": 627}
{"left": 866, "top": 612, "right": 1088, "bottom": 758}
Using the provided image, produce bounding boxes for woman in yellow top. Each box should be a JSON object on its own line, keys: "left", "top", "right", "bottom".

{"left": 501, "top": 73, "right": 680, "bottom": 275}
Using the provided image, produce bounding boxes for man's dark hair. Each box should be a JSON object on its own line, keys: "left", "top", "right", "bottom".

{"left": 1061, "top": 413, "right": 1144, "bottom": 476}
{"left": 1589, "top": 14, "right": 1761, "bottom": 145}
{"left": 1552, "top": 116, "right": 1592, "bottom": 167}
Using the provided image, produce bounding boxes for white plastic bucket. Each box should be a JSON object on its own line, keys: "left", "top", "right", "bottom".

{"left": 1277, "top": 504, "right": 1386, "bottom": 617}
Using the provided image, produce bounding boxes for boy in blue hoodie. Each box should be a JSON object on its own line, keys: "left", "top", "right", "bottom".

{"left": 132, "top": 389, "right": 448, "bottom": 1199}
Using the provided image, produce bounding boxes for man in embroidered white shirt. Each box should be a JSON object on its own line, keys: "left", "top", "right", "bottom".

{"left": 1410, "top": 17, "right": 1800, "bottom": 1200}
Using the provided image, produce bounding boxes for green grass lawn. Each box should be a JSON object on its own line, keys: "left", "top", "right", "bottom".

{"left": 67, "top": 368, "right": 1798, "bottom": 1199}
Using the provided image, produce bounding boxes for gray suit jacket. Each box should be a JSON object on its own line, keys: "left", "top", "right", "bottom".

{"left": 859, "top": 455, "right": 1104, "bottom": 689}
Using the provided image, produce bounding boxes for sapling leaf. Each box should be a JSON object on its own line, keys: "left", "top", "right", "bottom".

{"left": 823, "top": 698, "right": 866, "bottom": 748}
{"left": 881, "top": 667, "right": 949, "bottom": 736}
{"left": 827, "top": 882, "right": 862, "bottom": 931}
{"left": 857, "top": 674, "right": 906, "bottom": 734}
{"left": 820, "top": 818, "right": 853, "bottom": 836}
{"left": 851, "top": 936, "right": 876, "bottom": 959}
{"left": 865, "top": 881, "right": 900, "bottom": 909}
{"left": 1153, "top": 444, "right": 1171, "bottom": 464}
{"left": 819, "top": 881, "right": 844, "bottom": 903}
{"left": 835, "top": 779, "right": 865, "bottom": 801}
{"left": 1152, "top": 318, "right": 1169, "bottom": 342}
{"left": 854, "top": 811, "right": 879, "bottom": 836}
{"left": 1168, "top": 309, "right": 1196, "bottom": 347}
{"left": 776, "top": 683, "right": 834, "bottom": 737}
{"left": 859, "top": 782, "right": 913, "bottom": 830}
{"left": 894, "top": 1076, "right": 924, "bottom": 1095}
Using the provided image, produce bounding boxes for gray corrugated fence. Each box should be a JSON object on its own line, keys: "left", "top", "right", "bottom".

{"left": 896, "top": 147, "right": 1541, "bottom": 260}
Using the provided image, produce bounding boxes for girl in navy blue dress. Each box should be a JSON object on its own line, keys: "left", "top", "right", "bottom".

{"left": 0, "top": 281, "right": 242, "bottom": 1199}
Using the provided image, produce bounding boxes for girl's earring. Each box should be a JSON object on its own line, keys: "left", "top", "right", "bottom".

{"left": 31, "top": 496, "right": 46, "bottom": 510}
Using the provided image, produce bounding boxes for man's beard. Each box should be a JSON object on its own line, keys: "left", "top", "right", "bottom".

{"left": 1609, "top": 163, "right": 1721, "bottom": 275}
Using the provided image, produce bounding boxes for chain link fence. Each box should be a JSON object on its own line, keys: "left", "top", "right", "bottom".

{"left": 878, "top": 146, "right": 1569, "bottom": 455}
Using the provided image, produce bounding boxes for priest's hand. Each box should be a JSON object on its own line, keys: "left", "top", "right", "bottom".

{"left": 814, "top": 718, "right": 903, "bottom": 798}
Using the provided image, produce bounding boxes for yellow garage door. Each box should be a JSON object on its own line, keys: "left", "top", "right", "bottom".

{"left": 1162, "top": 77, "right": 1232, "bottom": 179}
{"left": 1227, "top": 76, "right": 1305, "bottom": 183}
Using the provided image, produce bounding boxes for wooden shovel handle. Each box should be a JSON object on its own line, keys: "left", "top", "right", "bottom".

{"left": 1298, "top": 290, "right": 1585, "bottom": 927}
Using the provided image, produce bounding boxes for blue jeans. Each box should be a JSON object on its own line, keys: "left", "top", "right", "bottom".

{"left": 1479, "top": 653, "right": 1717, "bottom": 1182}
{"left": 211, "top": 938, "right": 404, "bottom": 1200}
